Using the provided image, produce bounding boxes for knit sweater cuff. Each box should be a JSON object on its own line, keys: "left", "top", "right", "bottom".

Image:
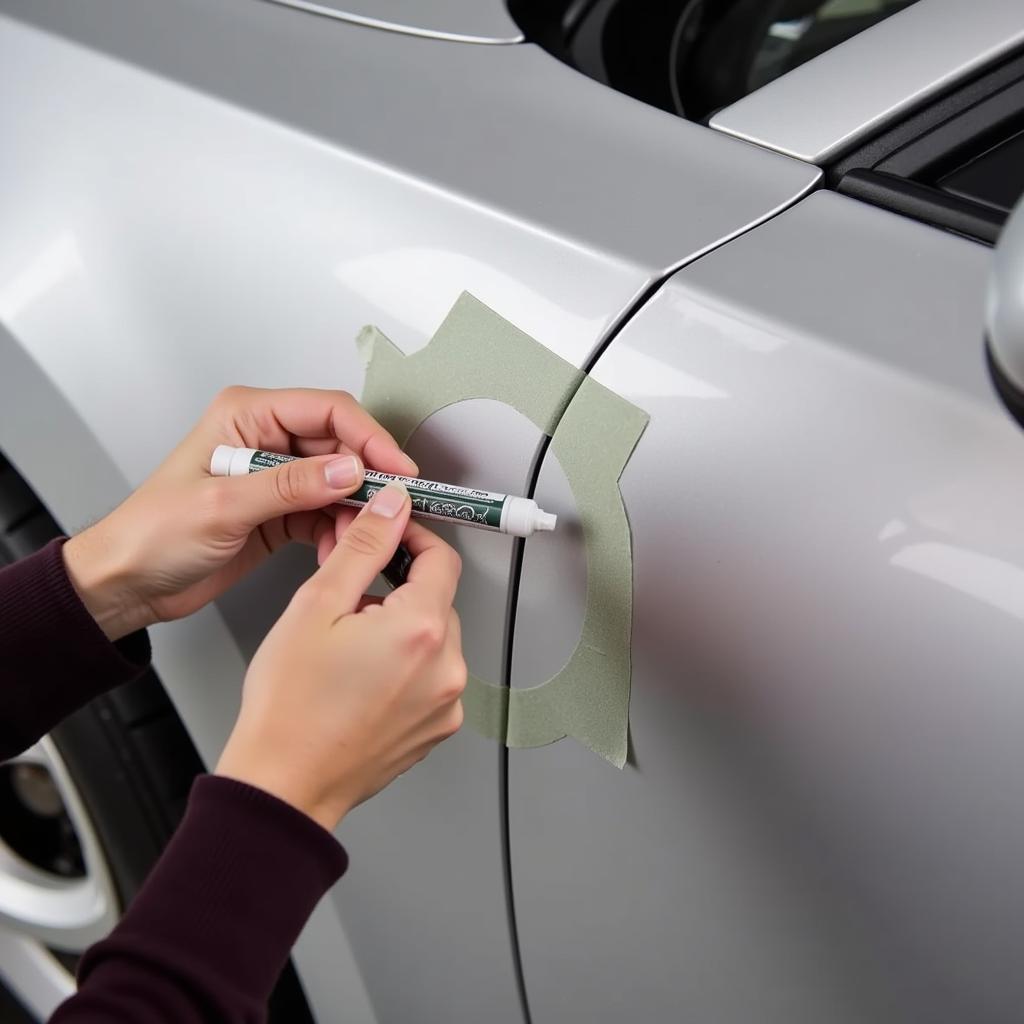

{"left": 76, "top": 775, "right": 349, "bottom": 1010}
{"left": 0, "top": 537, "right": 151, "bottom": 759}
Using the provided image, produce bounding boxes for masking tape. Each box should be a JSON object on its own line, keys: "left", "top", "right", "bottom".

{"left": 358, "top": 293, "right": 648, "bottom": 767}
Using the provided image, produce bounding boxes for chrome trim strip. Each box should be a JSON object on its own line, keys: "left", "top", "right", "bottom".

{"left": 261, "top": 0, "right": 525, "bottom": 45}
{"left": 709, "top": 0, "right": 1024, "bottom": 163}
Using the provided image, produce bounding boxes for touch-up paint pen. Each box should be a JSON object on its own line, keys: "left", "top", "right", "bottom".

{"left": 210, "top": 446, "right": 558, "bottom": 538}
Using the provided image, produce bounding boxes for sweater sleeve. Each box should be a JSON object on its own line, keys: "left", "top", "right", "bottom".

{"left": 0, "top": 538, "right": 151, "bottom": 761}
{"left": 50, "top": 775, "right": 349, "bottom": 1024}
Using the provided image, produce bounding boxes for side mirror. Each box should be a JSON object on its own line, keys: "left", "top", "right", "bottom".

{"left": 987, "top": 194, "right": 1024, "bottom": 430}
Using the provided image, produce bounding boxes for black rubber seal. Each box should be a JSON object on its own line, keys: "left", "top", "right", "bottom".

{"left": 838, "top": 169, "right": 1005, "bottom": 244}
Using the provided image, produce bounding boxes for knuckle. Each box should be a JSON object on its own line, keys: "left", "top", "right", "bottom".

{"left": 286, "top": 587, "right": 315, "bottom": 620}
{"left": 448, "top": 547, "right": 463, "bottom": 579}
{"left": 272, "top": 461, "right": 307, "bottom": 507}
{"left": 407, "top": 614, "right": 445, "bottom": 654}
{"left": 439, "top": 658, "right": 468, "bottom": 703}
{"left": 213, "top": 384, "right": 250, "bottom": 408}
{"left": 327, "top": 391, "right": 357, "bottom": 430}
{"left": 340, "top": 521, "right": 383, "bottom": 558}
{"left": 441, "top": 701, "right": 464, "bottom": 739}
{"left": 291, "top": 578, "right": 332, "bottom": 616}
{"left": 289, "top": 579, "right": 319, "bottom": 611}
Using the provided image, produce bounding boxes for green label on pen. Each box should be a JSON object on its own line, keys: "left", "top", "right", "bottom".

{"left": 246, "top": 452, "right": 507, "bottom": 531}
{"left": 354, "top": 471, "right": 506, "bottom": 530}
{"left": 249, "top": 450, "right": 294, "bottom": 471}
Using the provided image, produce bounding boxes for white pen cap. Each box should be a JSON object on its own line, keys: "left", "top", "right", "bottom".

{"left": 210, "top": 445, "right": 259, "bottom": 477}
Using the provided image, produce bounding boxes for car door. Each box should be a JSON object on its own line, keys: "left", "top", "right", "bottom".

{"left": 0, "top": 1, "right": 818, "bottom": 1020}
{"left": 509, "top": 189, "right": 1024, "bottom": 1023}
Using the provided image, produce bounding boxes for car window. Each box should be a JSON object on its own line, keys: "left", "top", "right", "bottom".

{"left": 511, "top": 0, "right": 920, "bottom": 122}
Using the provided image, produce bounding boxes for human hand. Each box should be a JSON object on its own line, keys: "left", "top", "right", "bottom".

{"left": 63, "top": 386, "right": 417, "bottom": 641}
{"left": 215, "top": 480, "right": 466, "bottom": 831}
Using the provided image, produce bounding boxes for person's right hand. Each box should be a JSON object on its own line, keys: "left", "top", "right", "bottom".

{"left": 215, "top": 480, "right": 466, "bottom": 832}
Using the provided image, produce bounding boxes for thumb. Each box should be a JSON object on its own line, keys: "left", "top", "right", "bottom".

{"left": 315, "top": 480, "right": 411, "bottom": 613}
{"left": 219, "top": 453, "right": 365, "bottom": 529}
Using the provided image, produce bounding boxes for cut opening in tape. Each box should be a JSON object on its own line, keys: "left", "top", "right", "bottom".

{"left": 358, "top": 292, "right": 648, "bottom": 767}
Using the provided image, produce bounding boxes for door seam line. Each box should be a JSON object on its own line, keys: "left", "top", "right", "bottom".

{"left": 496, "top": 168, "right": 822, "bottom": 1024}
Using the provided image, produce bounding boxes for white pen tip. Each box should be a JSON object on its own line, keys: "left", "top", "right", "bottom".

{"left": 535, "top": 511, "right": 557, "bottom": 532}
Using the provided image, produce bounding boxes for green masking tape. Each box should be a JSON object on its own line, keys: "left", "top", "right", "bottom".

{"left": 358, "top": 293, "right": 648, "bottom": 768}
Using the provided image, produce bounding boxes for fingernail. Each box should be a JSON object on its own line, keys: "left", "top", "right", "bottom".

{"left": 369, "top": 480, "right": 408, "bottom": 518}
{"left": 403, "top": 454, "right": 420, "bottom": 476}
{"left": 325, "top": 456, "right": 362, "bottom": 489}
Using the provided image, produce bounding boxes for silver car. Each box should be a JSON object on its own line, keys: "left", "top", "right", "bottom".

{"left": 2, "top": 1, "right": 1024, "bottom": 1021}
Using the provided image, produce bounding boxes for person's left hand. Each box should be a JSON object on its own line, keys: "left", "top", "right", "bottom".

{"left": 62, "top": 385, "right": 417, "bottom": 641}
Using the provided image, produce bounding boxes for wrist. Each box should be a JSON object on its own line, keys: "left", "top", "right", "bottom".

{"left": 63, "top": 525, "right": 152, "bottom": 642}
{"left": 215, "top": 735, "right": 353, "bottom": 834}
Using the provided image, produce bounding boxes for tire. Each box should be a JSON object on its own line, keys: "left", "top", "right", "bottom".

{"left": 0, "top": 452, "right": 313, "bottom": 1023}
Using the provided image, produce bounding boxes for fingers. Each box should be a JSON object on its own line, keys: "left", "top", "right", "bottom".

{"left": 213, "top": 386, "right": 417, "bottom": 475}
{"left": 446, "top": 607, "right": 462, "bottom": 652}
{"left": 316, "top": 526, "right": 334, "bottom": 567}
{"left": 318, "top": 506, "right": 358, "bottom": 565}
{"left": 258, "top": 509, "right": 336, "bottom": 554}
{"left": 385, "top": 519, "right": 462, "bottom": 621}
{"left": 313, "top": 481, "right": 412, "bottom": 616}
{"left": 408, "top": 613, "right": 467, "bottom": 747}
{"left": 293, "top": 437, "right": 350, "bottom": 458}
{"left": 215, "top": 452, "right": 366, "bottom": 531}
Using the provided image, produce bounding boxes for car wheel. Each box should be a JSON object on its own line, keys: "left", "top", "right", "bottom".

{"left": 0, "top": 453, "right": 313, "bottom": 1022}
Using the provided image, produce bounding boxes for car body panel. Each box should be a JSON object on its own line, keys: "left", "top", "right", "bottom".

{"left": 262, "top": 0, "right": 524, "bottom": 44}
{"left": 710, "top": 0, "right": 1024, "bottom": 163}
{"left": 511, "top": 191, "right": 1024, "bottom": 1023}
{"left": 0, "top": 4, "right": 819, "bottom": 1021}
{"left": 0, "top": 0, "right": 820, "bottom": 290}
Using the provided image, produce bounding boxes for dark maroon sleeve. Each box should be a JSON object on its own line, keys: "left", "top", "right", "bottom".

{"left": 50, "top": 775, "right": 348, "bottom": 1023}
{"left": 0, "top": 538, "right": 151, "bottom": 761}
{"left": 2, "top": 539, "right": 349, "bottom": 1021}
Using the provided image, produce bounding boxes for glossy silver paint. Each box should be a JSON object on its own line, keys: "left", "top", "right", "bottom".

{"left": 261, "top": 0, "right": 524, "bottom": 44}
{"left": 710, "top": 0, "right": 1024, "bottom": 162}
{"left": 511, "top": 191, "right": 1024, "bottom": 1023}
{"left": 0, "top": 0, "right": 817, "bottom": 292}
{"left": 0, "top": 2, "right": 818, "bottom": 1021}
